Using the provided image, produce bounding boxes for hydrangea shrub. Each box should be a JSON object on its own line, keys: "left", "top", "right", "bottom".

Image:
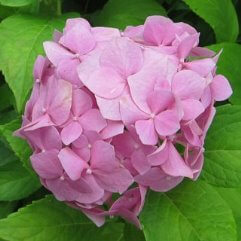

{"left": 0, "top": 0, "right": 240, "bottom": 241}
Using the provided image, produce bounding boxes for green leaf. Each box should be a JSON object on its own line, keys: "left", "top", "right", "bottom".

{"left": 201, "top": 105, "right": 241, "bottom": 187}
{"left": 0, "top": 143, "right": 40, "bottom": 201}
{"left": 0, "top": 0, "right": 33, "bottom": 7}
{"left": 0, "top": 119, "right": 33, "bottom": 172}
{"left": 0, "top": 13, "right": 78, "bottom": 112}
{"left": 216, "top": 187, "right": 241, "bottom": 241}
{"left": 123, "top": 223, "right": 145, "bottom": 241}
{"left": 140, "top": 180, "right": 236, "bottom": 241}
{"left": 0, "top": 195, "right": 124, "bottom": 241}
{"left": 184, "top": 0, "right": 239, "bottom": 42}
{"left": 0, "top": 201, "right": 17, "bottom": 219}
{"left": 0, "top": 84, "right": 14, "bottom": 112}
{"left": 93, "top": 0, "right": 166, "bottom": 30}
{"left": 208, "top": 43, "right": 241, "bottom": 105}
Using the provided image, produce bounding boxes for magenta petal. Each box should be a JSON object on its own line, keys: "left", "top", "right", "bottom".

{"left": 61, "top": 121, "right": 83, "bottom": 145}
{"left": 58, "top": 147, "right": 88, "bottom": 181}
{"left": 181, "top": 99, "right": 204, "bottom": 121}
{"left": 80, "top": 109, "right": 107, "bottom": 132}
{"left": 31, "top": 150, "right": 63, "bottom": 179}
{"left": 154, "top": 110, "right": 180, "bottom": 136}
{"left": 161, "top": 142, "right": 193, "bottom": 178}
{"left": 211, "top": 74, "right": 233, "bottom": 101}
{"left": 135, "top": 119, "right": 158, "bottom": 145}
{"left": 43, "top": 41, "right": 73, "bottom": 66}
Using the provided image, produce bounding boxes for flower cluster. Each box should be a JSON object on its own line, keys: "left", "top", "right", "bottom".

{"left": 17, "top": 16, "right": 232, "bottom": 228}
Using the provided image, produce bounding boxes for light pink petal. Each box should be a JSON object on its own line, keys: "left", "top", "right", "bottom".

{"left": 211, "top": 74, "right": 232, "bottom": 101}
{"left": 33, "top": 55, "right": 49, "bottom": 81}
{"left": 96, "top": 95, "right": 121, "bottom": 121}
{"left": 61, "top": 121, "right": 83, "bottom": 145}
{"left": 131, "top": 149, "right": 150, "bottom": 175}
{"left": 201, "top": 86, "right": 212, "bottom": 108}
{"left": 147, "top": 139, "right": 168, "bottom": 166}
{"left": 147, "top": 90, "right": 175, "bottom": 114}
{"left": 135, "top": 119, "right": 158, "bottom": 145}
{"left": 81, "top": 207, "right": 106, "bottom": 227}
{"left": 53, "top": 29, "right": 62, "bottom": 42}
{"left": 100, "top": 120, "right": 124, "bottom": 139}
{"left": 72, "top": 89, "right": 93, "bottom": 117}
{"left": 123, "top": 25, "right": 144, "bottom": 43}
{"left": 100, "top": 37, "right": 143, "bottom": 78}
{"left": 83, "top": 67, "right": 126, "bottom": 99}
{"left": 58, "top": 147, "right": 88, "bottom": 181}
{"left": 63, "top": 18, "right": 91, "bottom": 33}
{"left": 181, "top": 99, "right": 204, "bottom": 121}
{"left": 191, "top": 46, "right": 215, "bottom": 58}
{"left": 59, "top": 23, "right": 95, "bottom": 55}
{"left": 92, "top": 27, "right": 121, "bottom": 41}
{"left": 161, "top": 142, "right": 193, "bottom": 178}
{"left": 172, "top": 70, "right": 206, "bottom": 100}
{"left": 43, "top": 41, "right": 73, "bottom": 66}
{"left": 80, "top": 109, "right": 107, "bottom": 132}
{"left": 154, "top": 110, "right": 180, "bottom": 136}
{"left": 31, "top": 150, "right": 63, "bottom": 179}
{"left": 135, "top": 167, "right": 183, "bottom": 192}
{"left": 183, "top": 58, "right": 216, "bottom": 77}
{"left": 177, "top": 33, "right": 199, "bottom": 60}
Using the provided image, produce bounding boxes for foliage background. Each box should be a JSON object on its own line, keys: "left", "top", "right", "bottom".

{"left": 0, "top": 0, "right": 240, "bottom": 240}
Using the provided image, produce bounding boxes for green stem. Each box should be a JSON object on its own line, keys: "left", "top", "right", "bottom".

{"left": 56, "top": 0, "right": 62, "bottom": 16}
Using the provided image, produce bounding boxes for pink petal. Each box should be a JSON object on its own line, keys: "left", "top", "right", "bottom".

{"left": 100, "top": 37, "right": 143, "bottom": 78}
{"left": 61, "top": 121, "right": 83, "bottom": 145}
{"left": 80, "top": 109, "right": 107, "bottom": 132}
{"left": 96, "top": 95, "right": 122, "bottom": 121}
{"left": 172, "top": 70, "right": 206, "bottom": 100}
{"left": 154, "top": 110, "right": 180, "bottom": 136}
{"left": 131, "top": 149, "right": 150, "bottom": 175}
{"left": 100, "top": 120, "right": 124, "bottom": 139}
{"left": 58, "top": 147, "right": 88, "bottom": 181}
{"left": 59, "top": 23, "right": 96, "bottom": 55}
{"left": 82, "top": 67, "right": 126, "bottom": 99}
{"left": 211, "top": 74, "right": 232, "bottom": 101}
{"left": 33, "top": 55, "right": 49, "bottom": 81}
{"left": 135, "top": 167, "right": 183, "bottom": 192}
{"left": 72, "top": 89, "right": 93, "bottom": 117}
{"left": 181, "top": 99, "right": 204, "bottom": 121}
{"left": 92, "top": 27, "right": 121, "bottom": 41}
{"left": 31, "top": 150, "right": 63, "bottom": 179}
{"left": 161, "top": 142, "right": 193, "bottom": 178}
{"left": 135, "top": 119, "right": 158, "bottom": 145}
{"left": 43, "top": 41, "right": 73, "bottom": 66}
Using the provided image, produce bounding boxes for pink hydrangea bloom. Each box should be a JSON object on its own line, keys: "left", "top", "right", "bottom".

{"left": 16, "top": 16, "right": 232, "bottom": 228}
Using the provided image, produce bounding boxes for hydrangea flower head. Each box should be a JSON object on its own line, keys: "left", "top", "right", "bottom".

{"left": 17, "top": 16, "right": 232, "bottom": 228}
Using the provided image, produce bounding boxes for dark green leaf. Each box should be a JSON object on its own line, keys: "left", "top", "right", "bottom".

{"left": 93, "top": 0, "right": 166, "bottom": 29}
{"left": 0, "top": 195, "right": 124, "bottom": 241}
{"left": 201, "top": 105, "right": 241, "bottom": 187}
{"left": 123, "top": 223, "right": 145, "bottom": 241}
{"left": 184, "top": 0, "right": 239, "bottom": 42}
{"left": 0, "top": 201, "right": 17, "bottom": 219}
{"left": 140, "top": 180, "right": 236, "bottom": 241}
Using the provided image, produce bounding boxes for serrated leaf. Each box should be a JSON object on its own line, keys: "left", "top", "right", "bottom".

{"left": 208, "top": 43, "right": 241, "bottom": 105}
{"left": 0, "top": 143, "right": 40, "bottom": 201}
{"left": 0, "top": 195, "right": 124, "bottom": 241}
{"left": 184, "top": 0, "right": 239, "bottom": 42}
{"left": 93, "top": 0, "right": 166, "bottom": 29}
{"left": 0, "top": 13, "right": 79, "bottom": 112}
{"left": 140, "top": 180, "right": 236, "bottom": 241}
{"left": 0, "top": 119, "right": 33, "bottom": 173}
{"left": 0, "top": 0, "right": 33, "bottom": 7}
{"left": 201, "top": 105, "right": 241, "bottom": 187}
